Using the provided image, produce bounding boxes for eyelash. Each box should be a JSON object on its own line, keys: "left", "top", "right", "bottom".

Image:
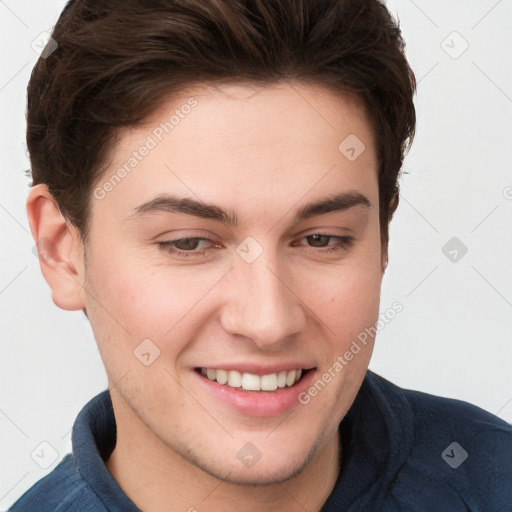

{"left": 157, "top": 234, "right": 354, "bottom": 258}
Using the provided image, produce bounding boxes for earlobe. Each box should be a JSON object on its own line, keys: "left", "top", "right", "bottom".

{"left": 27, "top": 184, "right": 86, "bottom": 311}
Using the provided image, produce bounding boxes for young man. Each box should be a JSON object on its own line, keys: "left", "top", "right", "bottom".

{"left": 9, "top": 0, "right": 511, "bottom": 510}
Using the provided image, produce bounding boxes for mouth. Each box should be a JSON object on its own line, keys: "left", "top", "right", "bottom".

{"left": 195, "top": 367, "right": 311, "bottom": 392}
{"left": 193, "top": 364, "right": 317, "bottom": 416}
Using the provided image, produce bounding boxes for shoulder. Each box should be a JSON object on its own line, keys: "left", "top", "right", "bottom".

{"left": 8, "top": 454, "right": 108, "bottom": 512}
{"left": 368, "top": 371, "right": 512, "bottom": 446}
{"left": 367, "top": 370, "right": 510, "bottom": 429}
{"left": 367, "top": 371, "right": 512, "bottom": 511}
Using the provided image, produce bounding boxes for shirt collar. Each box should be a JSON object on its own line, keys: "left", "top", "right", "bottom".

{"left": 72, "top": 389, "right": 141, "bottom": 511}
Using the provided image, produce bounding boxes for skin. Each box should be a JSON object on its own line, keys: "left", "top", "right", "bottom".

{"left": 27, "top": 82, "right": 389, "bottom": 511}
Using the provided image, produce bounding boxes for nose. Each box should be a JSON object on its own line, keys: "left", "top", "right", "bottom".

{"left": 220, "top": 246, "right": 307, "bottom": 351}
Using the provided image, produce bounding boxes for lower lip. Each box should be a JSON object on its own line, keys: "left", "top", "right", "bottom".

{"left": 194, "top": 370, "right": 316, "bottom": 417}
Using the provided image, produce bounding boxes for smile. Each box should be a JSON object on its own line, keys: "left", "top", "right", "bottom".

{"left": 198, "top": 368, "right": 305, "bottom": 391}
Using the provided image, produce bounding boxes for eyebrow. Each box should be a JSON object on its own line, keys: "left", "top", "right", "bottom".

{"left": 126, "top": 191, "right": 372, "bottom": 225}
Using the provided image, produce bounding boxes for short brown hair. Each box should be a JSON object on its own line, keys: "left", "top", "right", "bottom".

{"left": 26, "top": 0, "right": 416, "bottom": 247}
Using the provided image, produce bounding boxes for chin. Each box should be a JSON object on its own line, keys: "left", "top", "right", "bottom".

{"left": 179, "top": 434, "right": 322, "bottom": 487}
{"left": 200, "top": 456, "right": 310, "bottom": 487}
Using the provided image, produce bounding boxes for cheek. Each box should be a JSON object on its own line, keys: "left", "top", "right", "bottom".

{"left": 82, "top": 253, "right": 196, "bottom": 395}
{"left": 308, "top": 278, "right": 382, "bottom": 361}
{"left": 84, "top": 247, "right": 225, "bottom": 352}
{"left": 306, "top": 250, "right": 383, "bottom": 339}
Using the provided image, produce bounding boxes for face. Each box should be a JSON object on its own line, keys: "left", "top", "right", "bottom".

{"left": 81, "top": 82, "right": 384, "bottom": 484}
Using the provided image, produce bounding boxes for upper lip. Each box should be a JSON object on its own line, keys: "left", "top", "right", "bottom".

{"left": 195, "top": 363, "right": 316, "bottom": 375}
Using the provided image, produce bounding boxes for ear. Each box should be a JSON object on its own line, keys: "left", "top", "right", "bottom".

{"left": 387, "top": 191, "right": 400, "bottom": 220}
{"left": 27, "top": 184, "right": 86, "bottom": 311}
{"left": 381, "top": 192, "right": 399, "bottom": 273}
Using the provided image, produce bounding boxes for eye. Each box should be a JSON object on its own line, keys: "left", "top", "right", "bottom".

{"left": 157, "top": 234, "right": 354, "bottom": 258}
{"left": 294, "top": 234, "right": 354, "bottom": 253}
{"left": 158, "top": 237, "right": 216, "bottom": 257}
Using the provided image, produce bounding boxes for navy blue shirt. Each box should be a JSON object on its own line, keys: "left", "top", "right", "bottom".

{"left": 9, "top": 371, "right": 512, "bottom": 511}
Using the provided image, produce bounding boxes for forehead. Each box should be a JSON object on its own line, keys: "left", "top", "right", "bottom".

{"left": 91, "top": 82, "right": 378, "bottom": 225}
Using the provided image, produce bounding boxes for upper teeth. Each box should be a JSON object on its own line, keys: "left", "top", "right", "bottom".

{"left": 200, "top": 368, "right": 303, "bottom": 391}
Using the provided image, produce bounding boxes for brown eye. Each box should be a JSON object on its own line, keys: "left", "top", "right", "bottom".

{"left": 172, "top": 238, "right": 202, "bottom": 250}
{"left": 157, "top": 237, "right": 216, "bottom": 257}
{"left": 294, "top": 234, "right": 354, "bottom": 253}
{"left": 306, "top": 234, "right": 331, "bottom": 247}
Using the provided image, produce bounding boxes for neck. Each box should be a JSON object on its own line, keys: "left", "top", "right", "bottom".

{"left": 105, "top": 391, "right": 341, "bottom": 512}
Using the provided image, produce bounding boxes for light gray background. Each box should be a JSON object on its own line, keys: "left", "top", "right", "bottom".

{"left": 1, "top": 0, "right": 511, "bottom": 508}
